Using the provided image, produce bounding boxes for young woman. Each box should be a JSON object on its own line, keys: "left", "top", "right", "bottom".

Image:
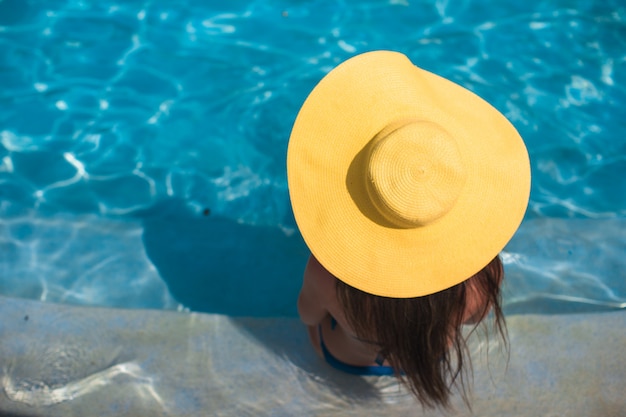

{"left": 287, "top": 51, "right": 530, "bottom": 408}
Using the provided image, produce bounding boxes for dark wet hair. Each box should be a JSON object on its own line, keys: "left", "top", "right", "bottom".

{"left": 335, "top": 255, "right": 507, "bottom": 409}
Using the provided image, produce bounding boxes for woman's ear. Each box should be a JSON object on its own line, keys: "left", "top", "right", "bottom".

{"left": 461, "top": 279, "right": 489, "bottom": 325}
{"left": 297, "top": 255, "right": 333, "bottom": 326}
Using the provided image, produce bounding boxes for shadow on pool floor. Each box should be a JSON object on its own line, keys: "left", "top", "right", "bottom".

{"left": 140, "top": 198, "right": 308, "bottom": 317}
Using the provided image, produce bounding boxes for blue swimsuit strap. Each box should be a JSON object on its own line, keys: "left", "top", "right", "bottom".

{"left": 318, "top": 318, "right": 395, "bottom": 377}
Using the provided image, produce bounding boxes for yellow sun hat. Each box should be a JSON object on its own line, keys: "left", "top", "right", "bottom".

{"left": 287, "top": 51, "right": 531, "bottom": 298}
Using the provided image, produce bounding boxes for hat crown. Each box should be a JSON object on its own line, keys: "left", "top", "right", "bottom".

{"left": 366, "top": 120, "right": 467, "bottom": 228}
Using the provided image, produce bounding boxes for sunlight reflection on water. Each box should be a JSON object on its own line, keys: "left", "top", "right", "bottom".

{"left": 0, "top": 0, "right": 624, "bottom": 315}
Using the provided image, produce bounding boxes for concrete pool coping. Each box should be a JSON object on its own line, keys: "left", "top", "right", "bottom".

{"left": 0, "top": 295, "right": 624, "bottom": 416}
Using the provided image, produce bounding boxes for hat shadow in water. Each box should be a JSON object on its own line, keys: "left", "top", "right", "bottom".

{"left": 140, "top": 198, "right": 308, "bottom": 317}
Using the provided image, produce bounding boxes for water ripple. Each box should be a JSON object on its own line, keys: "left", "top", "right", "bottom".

{"left": 0, "top": 0, "right": 625, "bottom": 313}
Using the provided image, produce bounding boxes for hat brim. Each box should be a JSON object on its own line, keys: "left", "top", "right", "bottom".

{"left": 287, "top": 51, "right": 530, "bottom": 298}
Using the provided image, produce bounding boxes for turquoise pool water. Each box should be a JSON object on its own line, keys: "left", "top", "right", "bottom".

{"left": 1, "top": 0, "right": 625, "bottom": 316}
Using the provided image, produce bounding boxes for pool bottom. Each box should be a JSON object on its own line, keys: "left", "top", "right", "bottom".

{"left": 0, "top": 295, "right": 624, "bottom": 416}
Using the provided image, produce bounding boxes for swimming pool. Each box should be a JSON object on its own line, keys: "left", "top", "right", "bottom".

{"left": 1, "top": 0, "right": 625, "bottom": 317}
